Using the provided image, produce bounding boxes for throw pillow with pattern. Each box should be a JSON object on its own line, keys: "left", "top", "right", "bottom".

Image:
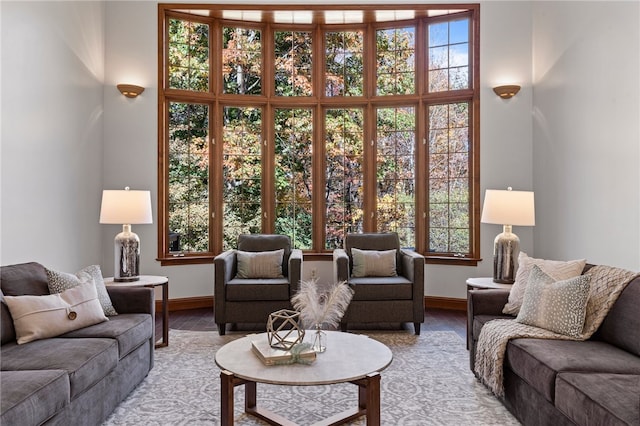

{"left": 515, "top": 265, "right": 591, "bottom": 338}
{"left": 46, "top": 265, "right": 118, "bottom": 316}
{"left": 503, "top": 252, "right": 586, "bottom": 315}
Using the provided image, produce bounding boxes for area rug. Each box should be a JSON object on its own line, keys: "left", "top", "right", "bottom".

{"left": 103, "top": 329, "right": 519, "bottom": 425}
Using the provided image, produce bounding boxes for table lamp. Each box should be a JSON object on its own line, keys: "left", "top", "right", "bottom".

{"left": 99, "top": 187, "right": 153, "bottom": 282}
{"left": 480, "top": 187, "right": 535, "bottom": 283}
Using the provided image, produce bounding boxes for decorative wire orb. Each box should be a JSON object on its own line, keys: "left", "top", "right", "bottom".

{"left": 267, "top": 309, "right": 305, "bottom": 350}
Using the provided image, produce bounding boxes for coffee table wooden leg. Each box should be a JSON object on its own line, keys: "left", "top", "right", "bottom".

{"left": 362, "top": 372, "right": 381, "bottom": 426}
{"left": 220, "top": 370, "right": 235, "bottom": 426}
{"left": 245, "top": 380, "right": 257, "bottom": 412}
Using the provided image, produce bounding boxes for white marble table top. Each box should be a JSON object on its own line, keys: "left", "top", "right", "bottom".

{"left": 215, "top": 331, "right": 393, "bottom": 386}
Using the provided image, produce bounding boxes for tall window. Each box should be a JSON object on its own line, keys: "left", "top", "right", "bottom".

{"left": 158, "top": 5, "right": 480, "bottom": 265}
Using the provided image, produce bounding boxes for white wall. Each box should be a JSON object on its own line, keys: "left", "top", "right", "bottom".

{"left": 1, "top": 1, "right": 105, "bottom": 271}
{"left": 531, "top": 1, "right": 640, "bottom": 271}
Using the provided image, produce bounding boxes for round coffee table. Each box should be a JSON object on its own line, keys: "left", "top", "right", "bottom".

{"left": 215, "top": 331, "right": 393, "bottom": 426}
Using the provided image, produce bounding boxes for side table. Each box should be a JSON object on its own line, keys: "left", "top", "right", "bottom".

{"left": 466, "top": 277, "right": 513, "bottom": 292}
{"left": 104, "top": 275, "right": 169, "bottom": 348}
{"left": 465, "top": 277, "right": 512, "bottom": 349}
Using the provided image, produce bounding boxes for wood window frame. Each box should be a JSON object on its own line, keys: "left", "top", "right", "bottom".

{"left": 157, "top": 4, "right": 480, "bottom": 266}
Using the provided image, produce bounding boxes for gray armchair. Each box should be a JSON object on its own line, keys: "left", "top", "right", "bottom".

{"left": 333, "top": 232, "right": 425, "bottom": 335}
{"left": 214, "top": 234, "right": 302, "bottom": 335}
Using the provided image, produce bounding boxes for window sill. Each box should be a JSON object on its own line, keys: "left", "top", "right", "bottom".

{"left": 158, "top": 255, "right": 214, "bottom": 266}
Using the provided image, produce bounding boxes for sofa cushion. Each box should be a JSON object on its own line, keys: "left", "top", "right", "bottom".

{"left": 1, "top": 337, "right": 118, "bottom": 399}
{"left": 0, "top": 370, "right": 69, "bottom": 426}
{"left": 0, "top": 262, "right": 50, "bottom": 297}
{"left": 348, "top": 276, "right": 413, "bottom": 300}
{"left": 60, "top": 313, "right": 152, "bottom": 359}
{"left": 555, "top": 372, "right": 640, "bottom": 426}
{"left": 1, "top": 291, "right": 16, "bottom": 345}
{"left": 505, "top": 338, "right": 640, "bottom": 404}
{"left": 3, "top": 282, "right": 108, "bottom": 344}
{"left": 226, "top": 278, "right": 290, "bottom": 301}
{"left": 596, "top": 277, "right": 640, "bottom": 356}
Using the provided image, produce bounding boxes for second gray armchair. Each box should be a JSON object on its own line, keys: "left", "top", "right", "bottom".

{"left": 214, "top": 234, "right": 302, "bottom": 335}
{"left": 333, "top": 232, "right": 425, "bottom": 335}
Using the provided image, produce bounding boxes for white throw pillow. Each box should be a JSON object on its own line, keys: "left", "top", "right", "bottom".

{"left": 3, "top": 282, "right": 108, "bottom": 344}
{"left": 46, "top": 265, "right": 118, "bottom": 316}
{"left": 236, "top": 249, "right": 284, "bottom": 279}
{"left": 516, "top": 265, "right": 591, "bottom": 338}
{"left": 503, "top": 252, "right": 586, "bottom": 315}
{"left": 351, "top": 248, "right": 397, "bottom": 278}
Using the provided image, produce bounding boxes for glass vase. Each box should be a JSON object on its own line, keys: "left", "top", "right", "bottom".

{"left": 312, "top": 323, "right": 326, "bottom": 353}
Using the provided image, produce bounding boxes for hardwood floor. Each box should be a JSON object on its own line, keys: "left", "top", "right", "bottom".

{"left": 156, "top": 307, "right": 467, "bottom": 340}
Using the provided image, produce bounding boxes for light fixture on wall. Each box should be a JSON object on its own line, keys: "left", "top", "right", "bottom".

{"left": 481, "top": 187, "right": 535, "bottom": 283}
{"left": 117, "top": 84, "right": 144, "bottom": 98}
{"left": 100, "top": 187, "right": 153, "bottom": 282}
{"left": 493, "top": 85, "right": 521, "bottom": 99}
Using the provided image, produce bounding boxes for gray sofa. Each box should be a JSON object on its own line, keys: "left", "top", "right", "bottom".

{"left": 1, "top": 262, "right": 154, "bottom": 425}
{"left": 468, "top": 265, "right": 640, "bottom": 426}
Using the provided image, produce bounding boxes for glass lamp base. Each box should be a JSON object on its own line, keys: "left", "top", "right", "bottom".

{"left": 493, "top": 225, "right": 520, "bottom": 284}
{"left": 114, "top": 224, "right": 141, "bottom": 282}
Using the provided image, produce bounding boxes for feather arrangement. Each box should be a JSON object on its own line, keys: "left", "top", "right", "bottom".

{"left": 291, "top": 279, "right": 354, "bottom": 328}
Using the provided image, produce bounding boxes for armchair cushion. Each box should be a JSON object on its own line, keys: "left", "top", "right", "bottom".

{"left": 349, "top": 276, "right": 413, "bottom": 300}
{"left": 351, "top": 248, "right": 397, "bottom": 277}
{"left": 236, "top": 249, "right": 284, "bottom": 279}
{"left": 226, "top": 278, "right": 290, "bottom": 301}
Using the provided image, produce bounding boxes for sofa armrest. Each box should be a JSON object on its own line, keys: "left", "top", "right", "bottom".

{"left": 400, "top": 250, "right": 425, "bottom": 319}
{"left": 288, "top": 249, "right": 303, "bottom": 294}
{"left": 333, "top": 249, "right": 349, "bottom": 283}
{"left": 468, "top": 289, "right": 510, "bottom": 316}
{"left": 107, "top": 287, "right": 154, "bottom": 315}
{"left": 214, "top": 249, "right": 236, "bottom": 323}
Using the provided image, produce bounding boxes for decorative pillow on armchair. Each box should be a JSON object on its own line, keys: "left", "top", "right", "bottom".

{"left": 46, "top": 265, "right": 117, "bottom": 316}
{"left": 503, "top": 252, "right": 586, "bottom": 315}
{"left": 3, "top": 282, "right": 108, "bottom": 344}
{"left": 351, "top": 248, "right": 397, "bottom": 277}
{"left": 236, "top": 249, "right": 284, "bottom": 279}
{"left": 516, "top": 265, "right": 591, "bottom": 338}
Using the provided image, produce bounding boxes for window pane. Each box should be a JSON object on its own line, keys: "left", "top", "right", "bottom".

{"left": 275, "top": 31, "right": 312, "bottom": 97}
{"left": 376, "top": 27, "right": 415, "bottom": 96}
{"left": 427, "top": 102, "right": 470, "bottom": 254}
{"left": 222, "top": 107, "right": 262, "bottom": 250}
{"left": 325, "top": 108, "right": 364, "bottom": 249}
{"left": 169, "top": 19, "right": 209, "bottom": 91}
{"left": 428, "top": 18, "right": 469, "bottom": 92}
{"left": 275, "top": 108, "right": 313, "bottom": 249}
{"left": 168, "top": 102, "right": 209, "bottom": 252}
{"left": 376, "top": 107, "right": 415, "bottom": 248}
{"left": 325, "top": 31, "right": 364, "bottom": 96}
{"left": 223, "top": 27, "right": 262, "bottom": 95}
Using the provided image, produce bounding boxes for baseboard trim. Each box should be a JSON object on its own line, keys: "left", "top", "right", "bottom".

{"left": 157, "top": 295, "right": 466, "bottom": 312}
{"left": 156, "top": 296, "right": 213, "bottom": 313}
{"left": 424, "top": 296, "right": 466, "bottom": 311}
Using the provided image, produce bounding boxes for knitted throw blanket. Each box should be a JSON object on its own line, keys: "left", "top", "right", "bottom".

{"left": 474, "top": 265, "right": 639, "bottom": 397}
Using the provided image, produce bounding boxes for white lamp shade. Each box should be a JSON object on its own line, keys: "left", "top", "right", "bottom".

{"left": 100, "top": 189, "right": 153, "bottom": 224}
{"left": 481, "top": 189, "right": 535, "bottom": 226}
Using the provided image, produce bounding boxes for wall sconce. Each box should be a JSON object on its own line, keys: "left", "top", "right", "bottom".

{"left": 493, "top": 85, "right": 521, "bottom": 99}
{"left": 117, "top": 84, "right": 144, "bottom": 98}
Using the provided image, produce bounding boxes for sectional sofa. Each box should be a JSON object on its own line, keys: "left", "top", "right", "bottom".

{"left": 468, "top": 265, "right": 640, "bottom": 425}
{"left": 0, "top": 262, "right": 154, "bottom": 425}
